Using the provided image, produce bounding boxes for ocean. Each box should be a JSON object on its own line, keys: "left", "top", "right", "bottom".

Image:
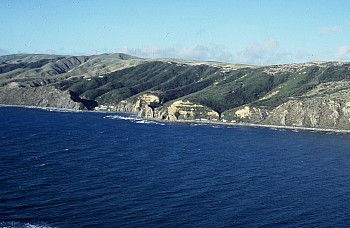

{"left": 1, "top": 106, "right": 350, "bottom": 227}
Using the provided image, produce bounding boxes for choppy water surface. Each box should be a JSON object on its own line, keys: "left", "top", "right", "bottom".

{"left": 1, "top": 107, "right": 350, "bottom": 227}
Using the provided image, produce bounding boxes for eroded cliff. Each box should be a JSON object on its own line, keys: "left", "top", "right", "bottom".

{"left": 0, "top": 86, "right": 80, "bottom": 109}
{"left": 1, "top": 53, "right": 350, "bottom": 131}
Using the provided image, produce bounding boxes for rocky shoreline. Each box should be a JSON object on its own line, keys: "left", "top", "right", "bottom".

{"left": 140, "top": 116, "right": 350, "bottom": 134}
{"left": 3, "top": 104, "right": 349, "bottom": 134}
{"left": 2, "top": 54, "right": 350, "bottom": 133}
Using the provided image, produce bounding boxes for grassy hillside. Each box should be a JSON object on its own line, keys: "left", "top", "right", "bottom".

{"left": 1, "top": 54, "right": 350, "bottom": 117}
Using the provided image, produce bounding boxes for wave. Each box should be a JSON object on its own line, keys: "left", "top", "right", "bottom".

{"left": 135, "top": 120, "right": 165, "bottom": 125}
{"left": 104, "top": 115, "right": 165, "bottom": 125}
{"left": 0, "top": 221, "right": 54, "bottom": 228}
{"left": 103, "top": 114, "right": 136, "bottom": 121}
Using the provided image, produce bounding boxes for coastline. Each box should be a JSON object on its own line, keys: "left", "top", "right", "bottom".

{"left": 0, "top": 104, "right": 81, "bottom": 112}
{"left": 2, "top": 104, "right": 350, "bottom": 134}
{"left": 140, "top": 116, "right": 350, "bottom": 134}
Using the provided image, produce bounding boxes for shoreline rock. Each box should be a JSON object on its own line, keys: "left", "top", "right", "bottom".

{"left": 2, "top": 104, "right": 349, "bottom": 134}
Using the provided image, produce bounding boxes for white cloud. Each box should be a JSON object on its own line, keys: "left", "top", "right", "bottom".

{"left": 319, "top": 27, "right": 342, "bottom": 35}
{"left": 0, "top": 48, "right": 9, "bottom": 56}
{"left": 117, "top": 45, "right": 233, "bottom": 63}
{"left": 335, "top": 46, "right": 350, "bottom": 60}
{"left": 117, "top": 39, "right": 293, "bottom": 65}
{"left": 117, "top": 46, "right": 173, "bottom": 59}
{"left": 234, "top": 39, "right": 292, "bottom": 65}
{"left": 177, "top": 45, "right": 233, "bottom": 62}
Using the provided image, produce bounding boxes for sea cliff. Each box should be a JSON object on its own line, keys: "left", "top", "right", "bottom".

{"left": 1, "top": 53, "right": 350, "bottom": 131}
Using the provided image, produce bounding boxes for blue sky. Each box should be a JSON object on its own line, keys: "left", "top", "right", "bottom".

{"left": 1, "top": 0, "right": 350, "bottom": 65}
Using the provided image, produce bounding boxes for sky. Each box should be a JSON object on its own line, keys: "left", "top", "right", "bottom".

{"left": 1, "top": 0, "right": 350, "bottom": 65}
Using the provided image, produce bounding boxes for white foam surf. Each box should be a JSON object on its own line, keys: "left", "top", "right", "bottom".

{"left": 104, "top": 115, "right": 165, "bottom": 125}
{"left": 0, "top": 221, "right": 54, "bottom": 228}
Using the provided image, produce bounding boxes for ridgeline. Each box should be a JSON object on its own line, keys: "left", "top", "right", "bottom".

{"left": 1, "top": 53, "right": 350, "bottom": 130}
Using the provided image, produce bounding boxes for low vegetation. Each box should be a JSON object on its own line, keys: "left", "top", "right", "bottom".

{"left": 1, "top": 54, "right": 350, "bottom": 115}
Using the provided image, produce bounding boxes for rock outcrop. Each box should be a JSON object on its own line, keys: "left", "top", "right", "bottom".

{"left": 156, "top": 100, "right": 219, "bottom": 121}
{"left": 115, "top": 97, "right": 219, "bottom": 122}
{"left": 116, "top": 94, "right": 160, "bottom": 117}
{"left": 2, "top": 53, "right": 350, "bottom": 131}
{"left": 264, "top": 98, "right": 350, "bottom": 129}
{"left": 0, "top": 86, "right": 80, "bottom": 109}
{"left": 226, "top": 98, "right": 350, "bottom": 130}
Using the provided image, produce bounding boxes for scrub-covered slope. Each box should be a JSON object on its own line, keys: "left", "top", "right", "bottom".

{"left": 1, "top": 53, "right": 350, "bottom": 130}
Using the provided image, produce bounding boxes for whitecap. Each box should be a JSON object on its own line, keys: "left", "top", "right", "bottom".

{"left": 135, "top": 120, "right": 155, "bottom": 124}
{"left": 210, "top": 125, "right": 224, "bottom": 129}
{"left": 33, "top": 163, "right": 48, "bottom": 168}
{"left": 105, "top": 114, "right": 165, "bottom": 125}
{"left": 0, "top": 221, "right": 54, "bottom": 228}
{"left": 104, "top": 114, "right": 137, "bottom": 121}
{"left": 139, "top": 120, "right": 166, "bottom": 125}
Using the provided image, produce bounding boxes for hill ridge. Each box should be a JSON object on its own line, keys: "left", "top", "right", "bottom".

{"left": 1, "top": 53, "right": 350, "bottom": 130}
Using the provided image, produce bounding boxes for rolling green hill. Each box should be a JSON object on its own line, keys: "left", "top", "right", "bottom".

{"left": 1, "top": 53, "right": 350, "bottom": 130}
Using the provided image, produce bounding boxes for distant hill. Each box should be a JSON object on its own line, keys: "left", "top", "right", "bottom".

{"left": 1, "top": 53, "right": 350, "bottom": 131}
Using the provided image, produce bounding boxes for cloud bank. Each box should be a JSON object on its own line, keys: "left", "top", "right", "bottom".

{"left": 117, "top": 39, "right": 293, "bottom": 65}
{"left": 234, "top": 39, "right": 292, "bottom": 65}
{"left": 117, "top": 45, "right": 233, "bottom": 63}
{"left": 335, "top": 46, "right": 350, "bottom": 60}
{"left": 0, "top": 48, "right": 9, "bottom": 56}
{"left": 319, "top": 27, "right": 342, "bottom": 35}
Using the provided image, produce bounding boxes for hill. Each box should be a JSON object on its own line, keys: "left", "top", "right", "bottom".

{"left": 1, "top": 53, "right": 350, "bottom": 130}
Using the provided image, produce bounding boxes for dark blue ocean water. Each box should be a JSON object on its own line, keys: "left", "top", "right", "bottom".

{"left": 1, "top": 107, "right": 350, "bottom": 227}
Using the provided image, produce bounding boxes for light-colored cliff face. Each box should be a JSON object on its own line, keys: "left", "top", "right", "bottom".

{"left": 264, "top": 99, "right": 350, "bottom": 129}
{"left": 116, "top": 97, "right": 219, "bottom": 122}
{"left": 2, "top": 54, "right": 350, "bottom": 131}
{"left": 116, "top": 94, "right": 161, "bottom": 117}
{"left": 117, "top": 94, "right": 350, "bottom": 130}
{"left": 229, "top": 98, "right": 350, "bottom": 130}
{"left": 157, "top": 100, "right": 219, "bottom": 121}
{"left": 235, "top": 106, "right": 251, "bottom": 118}
{"left": 0, "top": 86, "right": 80, "bottom": 109}
{"left": 225, "top": 106, "right": 268, "bottom": 123}
{"left": 115, "top": 100, "right": 136, "bottom": 113}
{"left": 139, "top": 94, "right": 159, "bottom": 104}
